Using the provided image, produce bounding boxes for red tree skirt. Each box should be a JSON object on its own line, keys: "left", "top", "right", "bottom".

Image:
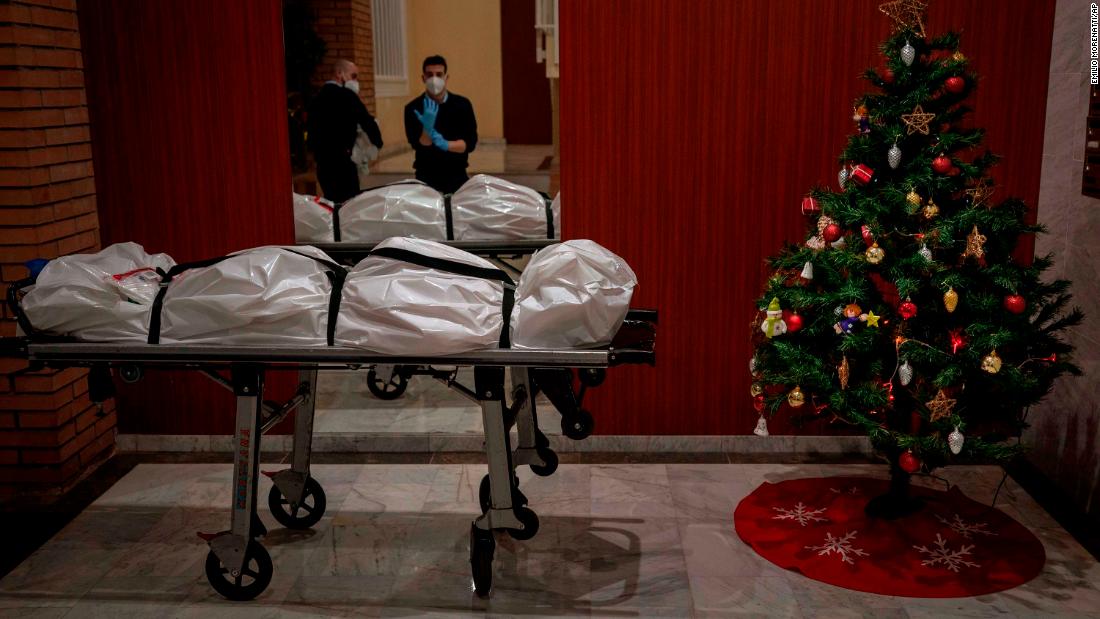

{"left": 733, "top": 476, "right": 1045, "bottom": 597}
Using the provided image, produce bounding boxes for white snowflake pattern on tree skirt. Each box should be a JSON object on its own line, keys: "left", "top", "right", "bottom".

{"left": 805, "top": 530, "right": 869, "bottom": 565}
{"left": 772, "top": 502, "right": 828, "bottom": 526}
{"left": 936, "top": 513, "right": 996, "bottom": 539}
{"left": 914, "top": 533, "right": 981, "bottom": 572}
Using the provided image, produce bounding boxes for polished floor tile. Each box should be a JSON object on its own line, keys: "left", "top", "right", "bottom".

{"left": 0, "top": 463, "right": 1095, "bottom": 617}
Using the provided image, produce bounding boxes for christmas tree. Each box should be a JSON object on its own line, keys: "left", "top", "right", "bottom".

{"left": 750, "top": 1, "right": 1082, "bottom": 518}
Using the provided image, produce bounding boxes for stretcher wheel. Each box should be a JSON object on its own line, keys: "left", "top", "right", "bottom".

{"left": 478, "top": 474, "right": 526, "bottom": 514}
{"left": 469, "top": 523, "right": 496, "bottom": 598}
{"left": 204, "top": 539, "right": 273, "bottom": 601}
{"left": 118, "top": 365, "right": 143, "bottom": 384}
{"left": 529, "top": 447, "right": 558, "bottom": 477}
{"left": 505, "top": 506, "right": 540, "bottom": 541}
{"left": 366, "top": 368, "right": 409, "bottom": 400}
{"left": 579, "top": 368, "right": 606, "bottom": 387}
{"left": 561, "top": 409, "right": 594, "bottom": 440}
{"left": 267, "top": 477, "right": 326, "bottom": 529}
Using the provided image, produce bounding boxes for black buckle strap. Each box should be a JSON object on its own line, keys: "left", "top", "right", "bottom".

{"left": 147, "top": 255, "right": 234, "bottom": 344}
{"left": 444, "top": 194, "right": 454, "bottom": 241}
{"left": 368, "top": 245, "right": 516, "bottom": 347}
{"left": 544, "top": 196, "right": 555, "bottom": 240}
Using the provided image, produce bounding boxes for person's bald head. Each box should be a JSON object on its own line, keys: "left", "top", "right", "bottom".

{"left": 333, "top": 59, "right": 358, "bottom": 84}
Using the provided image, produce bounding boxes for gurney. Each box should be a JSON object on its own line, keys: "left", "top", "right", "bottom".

{"left": 5, "top": 275, "right": 657, "bottom": 600}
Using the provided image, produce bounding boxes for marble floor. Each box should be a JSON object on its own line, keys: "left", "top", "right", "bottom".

{"left": 1, "top": 462, "right": 1097, "bottom": 618}
{"left": 314, "top": 368, "right": 561, "bottom": 436}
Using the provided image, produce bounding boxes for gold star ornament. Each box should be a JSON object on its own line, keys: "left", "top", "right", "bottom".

{"left": 865, "top": 310, "right": 880, "bottom": 328}
{"left": 962, "top": 225, "right": 987, "bottom": 261}
{"left": 965, "top": 182, "right": 995, "bottom": 209}
{"left": 926, "top": 389, "right": 957, "bottom": 422}
{"left": 879, "top": 0, "right": 928, "bottom": 39}
{"left": 901, "top": 105, "right": 936, "bottom": 135}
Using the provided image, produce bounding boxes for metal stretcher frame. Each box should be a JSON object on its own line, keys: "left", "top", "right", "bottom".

{"left": 8, "top": 309, "right": 657, "bottom": 601}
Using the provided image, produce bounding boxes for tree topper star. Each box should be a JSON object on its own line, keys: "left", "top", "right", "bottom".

{"left": 901, "top": 105, "right": 936, "bottom": 135}
{"left": 879, "top": 0, "right": 928, "bottom": 39}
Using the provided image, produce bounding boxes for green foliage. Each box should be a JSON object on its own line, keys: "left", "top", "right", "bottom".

{"left": 751, "top": 27, "right": 1082, "bottom": 471}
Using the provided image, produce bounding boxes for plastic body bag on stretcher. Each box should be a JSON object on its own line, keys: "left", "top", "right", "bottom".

{"left": 156, "top": 245, "right": 338, "bottom": 346}
{"left": 510, "top": 240, "right": 637, "bottom": 349}
{"left": 20, "top": 242, "right": 176, "bottom": 341}
{"left": 335, "top": 237, "right": 506, "bottom": 354}
{"left": 293, "top": 193, "right": 335, "bottom": 243}
{"left": 339, "top": 180, "right": 446, "bottom": 242}
{"left": 451, "top": 174, "right": 560, "bottom": 240}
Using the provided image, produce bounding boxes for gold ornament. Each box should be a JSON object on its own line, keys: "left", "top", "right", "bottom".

{"left": 788, "top": 386, "right": 806, "bottom": 408}
{"left": 865, "top": 242, "right": 885, "bottom": 264}
{"left": 879, "top": 0, "right": 928, "bottom": 39}
{"left": 906, "top": 190, "right": 922, "bottom": 206}
{"left": 952, "top": 51, "right": 967, "bottom": 62}
{"left": 965, "top": 182, "right": 995, "bottom": 209}
{"left": 750, "top": 382, "right": 764, "bottom": 397}
{"left": 926, "top": 389, "right": 957, "bottom": 422}
{"left": 962, "top": 225, "right": 987, "bottom": 261}
{"left": 901, "top": 104, "right": 936, "bottom": 135}
{"left": 839, "top": 356, "right": 850, "bottom": 390}
{"left": 943, "top": 287, "right": 959, "bottom": 313}
{"left": 922, "top": 199, "right": 939, "bottom": 219}
{"left": 865, "top": 310, "right": 880, "bottom": 328}
{"left": 981, "top": 350, "right": 1003, "bottom": 374}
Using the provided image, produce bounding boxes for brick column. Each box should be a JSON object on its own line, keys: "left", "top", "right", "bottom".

{"left": 312, "top": 0, "right": 376, "bottom": 114}
{"left": 0, "top": 0, "right": 115, "bottom": 504}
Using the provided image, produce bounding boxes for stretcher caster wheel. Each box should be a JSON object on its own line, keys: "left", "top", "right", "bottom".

{"left": 505, "top": 506, "right": 540, "bottom": 541}
{"left": 118, "top": 365, "right": 143, "bottom": 384}
{"left": 561, "top": 409, "right": 594, "bottom": 440}
{"left": 529, "top": 447, "right": 558, "bottom": 477}
{"left": 366, "top": 368, "right": 408, "bottom": 400}
{"left": 204, "top": 539, "right": 273, "bottom": 601}
{"left": 534, "top": 429, "right": 550, "bottom": 448}
{"left": 268, "top": 478, "right": 326, "bottom": 529}
{"left": 579, "top": 368, "right": 606, "bottom": 387}
{"left": 478, "top": 474, "right": 526, "bottom": 514}
{"left": 470, "top": 524, "right": 495, "bottom": 598}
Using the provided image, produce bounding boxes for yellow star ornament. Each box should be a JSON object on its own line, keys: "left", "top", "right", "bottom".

{"left": 901, "top": 105, "right": 936, "bottom": 135}
{"left": 865, "top": 311, "right": 880, "bottom": 328}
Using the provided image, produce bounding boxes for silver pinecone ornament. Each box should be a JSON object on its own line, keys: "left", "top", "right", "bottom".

{"left": 901, "top": 40, "right": 916, "bottom": 66}
{"left": 750, "top": 355, "right": 759, "bottom": 375}
{"left": 888, "top": 143, "right": 902, "bottom": 169}
{"left": 919, "top": 243, "right": 933, "bottom": 262}
{"left": 801, "top": 261, "right": 814, "bottom": 280}
{"left": 753, "top": 414, "right": 769, "bottom": 437}
{"left": 899, "top": 360, "right": 914, "bottom": 386}
{"left": 948, "top": 426, "right": 965, "bottom": 455}
{"left": 838, "top": 166, "right": 849, "bottom": 190}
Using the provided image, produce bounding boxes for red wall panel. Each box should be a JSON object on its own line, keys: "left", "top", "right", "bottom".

{"left": 501, "top": 0, "right": 553, "bottom": 144}
{"left": 561, "top": 1, "right": 1055, "bottom": 435}
{"left": 78, "top": 0, "right": 294, "bottom": 433}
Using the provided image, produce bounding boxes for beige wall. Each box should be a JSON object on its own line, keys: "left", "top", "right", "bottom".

{"left": 375, "top": 0, "right": 503, "bottom": 153}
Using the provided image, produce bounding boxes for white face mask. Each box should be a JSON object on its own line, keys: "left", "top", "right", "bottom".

{"left": 344, "top": 79, "right": 360, "bottom": 94}
{"left": 425, "top": 76, "right": 445, "bottom": 96}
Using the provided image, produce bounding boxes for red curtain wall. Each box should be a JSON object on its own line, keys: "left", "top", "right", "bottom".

{"left": 561, "top": 1, "right": 1055, "bottom": 435}
{"left": 79, "top": 0, "right": 294, "bottom": 433}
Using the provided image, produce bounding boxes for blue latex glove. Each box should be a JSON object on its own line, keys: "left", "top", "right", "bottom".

{"left": 430, "top": 130, "right": 449, "bottom": 151}
{"left": 413, "top": 97, "right": 438, "bottom": 133}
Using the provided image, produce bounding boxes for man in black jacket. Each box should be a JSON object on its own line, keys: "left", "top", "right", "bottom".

{"left": 404, "top": 55, "right": 478, "bottom": 194}
{"left": 307, "top": 59, "right": 383, "bottom": 203}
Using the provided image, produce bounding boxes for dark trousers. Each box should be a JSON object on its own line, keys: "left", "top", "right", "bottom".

{"left": 416, "top": 170, "right": 468, "bottom": 195}
{"left": 316, "top": 156, "right": 359, "bottom": 203}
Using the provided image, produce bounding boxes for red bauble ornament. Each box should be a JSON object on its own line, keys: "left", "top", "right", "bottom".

{"left": 851, "top": 164, "right": 874, "bottom": 185}
{"left": 899, "top": 450, "right": 921, "bottom": 473}
{"left": 753, "top": 394, "right": 765, "bottom": 412}
{"left": 861, "top": 225, "right": 874, "bottom": 247}
{"left": 822, "top": 224, "right": 843, "bottom": 243}
{"left": 944, "top": 76, "right": 965, "bottom": 93}
{"left": 949, "top": 166, "right": 962, "bottom": 177}
{"left": 932, "top": 155, "right": 952, "bottom": 174}
{"left": 1004, "top": 294, "right": 1026, "bottom": 314}
{"left": 898, "top": 299, "right": 918, "bottom": 320}
{"left": 882, "top": 68, "right": 894, "bottom": 84}
{"left": 801, "top": 196, "right": 821, "bottom": 215}
{"left": 785, "top": 312, "right": 803, "bottom": 333}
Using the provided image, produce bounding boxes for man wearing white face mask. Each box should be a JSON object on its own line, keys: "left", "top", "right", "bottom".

{"left": 307, "top": 59, "right": 383, "bottom": 203}
{"left": 403, "top": 55, "right": 478, "bottom": 194}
